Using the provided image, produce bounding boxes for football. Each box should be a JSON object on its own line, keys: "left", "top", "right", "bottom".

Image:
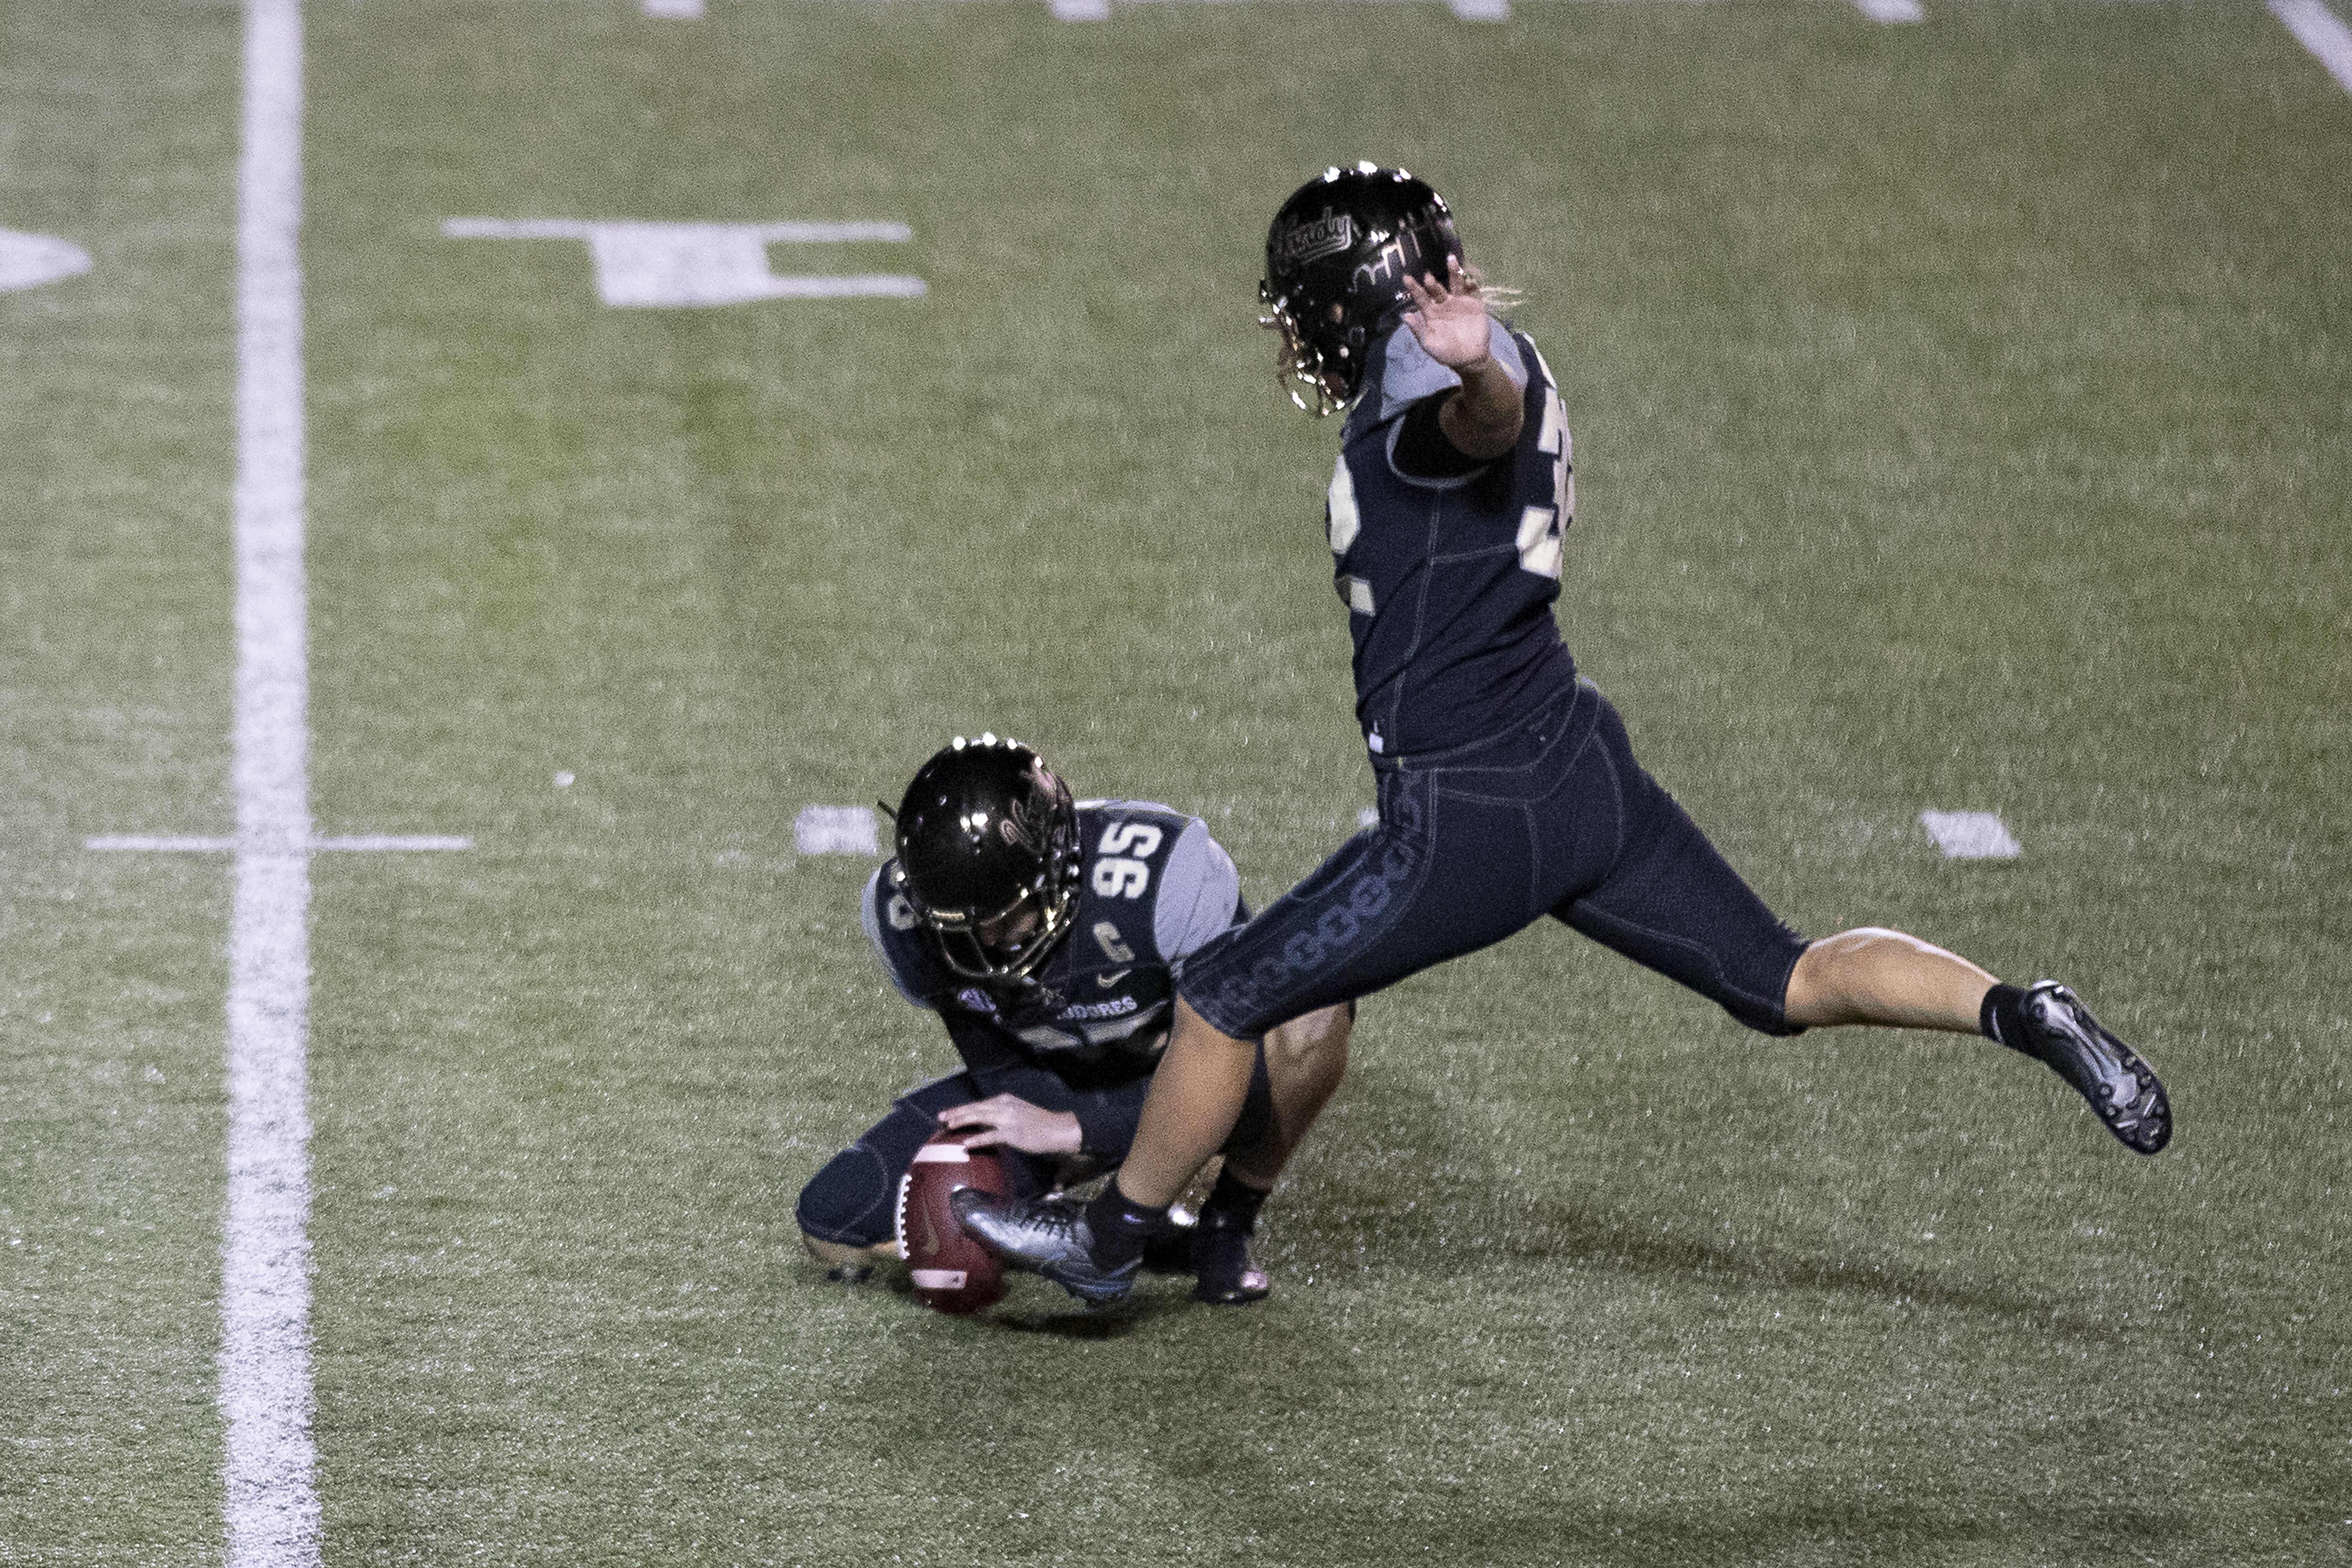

{"left": 894, "top": 1132, "right": 1012, "bottom": 1315}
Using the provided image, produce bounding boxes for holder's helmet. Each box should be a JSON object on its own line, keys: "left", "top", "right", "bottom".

{"left": 888, "top": 734, "right": 1082, "bottom": 985}
{"left": 1260, "top": 162, "right": 1463, "bottom": 415}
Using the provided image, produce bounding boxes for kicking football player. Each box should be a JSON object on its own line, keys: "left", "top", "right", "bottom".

{"left": 959, "top": 163, "right": 2173, "bottom": 1304}
{"left": 794, "top": 734, "right": 1351, "bottom": 1304}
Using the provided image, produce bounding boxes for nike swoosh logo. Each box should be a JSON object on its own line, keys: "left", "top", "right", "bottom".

{"left": 1096, "top": 970, "right": 1131, "bottom": 988}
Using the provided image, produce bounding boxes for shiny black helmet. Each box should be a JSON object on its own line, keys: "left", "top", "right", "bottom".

{"left": 888, "top": 734, "right": 1082, "bottom": 985}
{"left": 1259, "top": 162, "right": 1463, "bottom": 415}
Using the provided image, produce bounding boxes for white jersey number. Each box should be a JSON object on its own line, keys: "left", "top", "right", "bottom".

{"left": 1327, "top": 454, "right": 1361, "bottom": 559}
{"left": 1092, "top": 821, "right": 1162, "bottom": 899}
{"left": 1516, "top": 347, "right": 1573, "bottom": 580}
{"left": 1099, "top": 822, "right": 1163, "bottom": 858}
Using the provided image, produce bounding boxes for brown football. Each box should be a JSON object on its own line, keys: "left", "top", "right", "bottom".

{"left": 894, "top": 1132, "right": 1011, "bottom": 1315}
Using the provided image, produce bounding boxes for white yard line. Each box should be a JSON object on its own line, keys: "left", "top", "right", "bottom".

{"left": 643, "top": 0, "right": 707, "bottom": 16}
{"left": 1854, "top": 0, "right": 1926, "bottom": 22}
{"left": 223, "top": 1, "right": 321, "bottom": 1565}
{"left": 2272, "top": 0, "right": 2352, "bottom": 95}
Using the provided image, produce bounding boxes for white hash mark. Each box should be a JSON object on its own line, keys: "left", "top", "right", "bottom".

{"left": 1919, "top": 810, "right": 2021, "bottom": 860}
{"left": 796, "top": 805, "right": 880, "bottom": 857}
{"left": 0, "top": 229, "right": 92, "bottom": 293}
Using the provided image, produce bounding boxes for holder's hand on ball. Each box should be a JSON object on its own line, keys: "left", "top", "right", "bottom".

{"left": 937, "top": 1095, "right": 1082, "bottom": 1155}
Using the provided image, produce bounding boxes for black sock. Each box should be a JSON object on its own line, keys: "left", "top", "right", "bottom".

{"left": 1202, "top": 1167, "right": 1270, "bottom": 1231}
{"left": 1081, "top": 1182, "right": 1166, "bottom": 1270}
{"left": 1981, "top": 983, "right": 2030, "bottom": 1054}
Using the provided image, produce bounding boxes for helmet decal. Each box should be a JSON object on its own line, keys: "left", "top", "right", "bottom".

{"left": 1272, "top": 209, "right": 1353, "bottom": 268}
{"left": 995, "top": 760, "right": 1059, "bottom": 855}
{"left": 1259, "top": 163, "right": 1463, "bottom": 416}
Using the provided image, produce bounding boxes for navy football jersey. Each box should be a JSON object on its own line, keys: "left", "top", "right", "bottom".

{"left": 1327, "top": 318, "right": 1580, "bottom": 758}
{"left": 861, "top": 800, "right": 1243, "bottom": 1068}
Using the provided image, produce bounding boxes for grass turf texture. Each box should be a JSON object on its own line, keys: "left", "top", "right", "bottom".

{"left": 1, "top": 4, "right": 241, "bottom": 1559}
{"left": 5, "top": 0, "right": 2349, "bottom": 1562}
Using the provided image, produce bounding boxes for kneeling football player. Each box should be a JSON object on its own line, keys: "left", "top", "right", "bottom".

{"left": 795, "top": 734, "right": 1351, "bottom": 1305}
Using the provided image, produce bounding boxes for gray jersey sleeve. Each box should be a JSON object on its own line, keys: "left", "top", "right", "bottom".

{"left": 860, "top": 864, "right": 927, "bottom": 1007}
{"left": 1154, "top": 819, "right": 1243, "bottom": 964}
{"left": 1375, "top": 317, "right": 1529, "bottom": 425}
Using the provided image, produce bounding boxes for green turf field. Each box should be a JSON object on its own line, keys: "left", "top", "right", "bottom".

{"left": 5, "top": 0, "right": 2350, "bottom": 1563}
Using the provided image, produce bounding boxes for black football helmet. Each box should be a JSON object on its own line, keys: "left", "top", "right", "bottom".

{"left": 1259, "top": 162, "right": 1464, "bottom": 415}
{"left": 888, "top": 734, "right": 1082, "bottom": 985}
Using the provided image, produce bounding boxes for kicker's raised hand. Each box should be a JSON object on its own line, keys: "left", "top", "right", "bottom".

{"left": 1401, "top": 256, "right": 1494, "bottom": 370}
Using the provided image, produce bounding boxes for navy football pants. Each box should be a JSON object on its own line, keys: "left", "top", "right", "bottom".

{"left": 1179, "top": 680, "right": 1810, "bottom": 1041}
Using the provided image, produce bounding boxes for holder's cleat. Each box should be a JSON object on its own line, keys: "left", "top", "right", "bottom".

{"left": 1140, "top": 1204, "right": 1198, "bottom": 1275}
{"left": 1190, "top": 1206, "right": 1271, "bottom": 1305}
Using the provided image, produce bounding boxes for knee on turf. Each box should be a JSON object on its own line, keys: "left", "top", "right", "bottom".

{"left": 794, "top": 1143, "right": 898, "bottom": 1253}
{"left": 799, "top": 1231, "right": 897, "bottom": 1271}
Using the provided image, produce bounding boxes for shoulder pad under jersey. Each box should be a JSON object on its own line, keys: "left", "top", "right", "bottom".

{"left": 861, "top": 861, "right": 953, "bottom": 1008}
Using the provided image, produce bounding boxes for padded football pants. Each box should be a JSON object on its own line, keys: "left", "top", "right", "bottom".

{"left": 1177, "top": 679, "right": 1810, "bottom": 1042}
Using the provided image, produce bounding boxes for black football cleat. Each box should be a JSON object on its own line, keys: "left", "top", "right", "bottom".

{"left": 1190, "top": 1206, "right": 1271, "bottom": 1306}
{"left": 2008, "top": 981, "right": 2172, "bottom": 1155}
{"left": 950, "top": 1188, "right": 1140, "bottom": 1306}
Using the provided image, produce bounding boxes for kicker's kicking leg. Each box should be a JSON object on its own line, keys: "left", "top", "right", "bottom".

{"left": 1784, "top": 927, "right": 2171, "bottom": 1155}
{"left": 1118, "top": 998, "right": 1262, "bottom": 1206}
{"left": 955, "top": 998, "right": 1263, "bottom": 1304}
{"left": 1782, "top": 927, "right": 1994, "bottom": 1032}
